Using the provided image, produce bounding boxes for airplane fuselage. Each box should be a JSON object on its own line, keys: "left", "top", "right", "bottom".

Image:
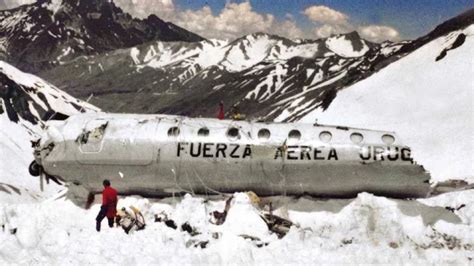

{"left": 33, "top": 113, "right": 431, "bottom": 199}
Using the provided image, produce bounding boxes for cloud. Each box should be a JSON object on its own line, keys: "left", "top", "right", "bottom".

{"left": 303, "top": 5, "right": 348, "bottom": 25}
{"left": 114, "top": 1, "right": 303, "bottom": 40}
{"left": 313, "top": 24, "right": 353, "bottom": 39}
{"left": 358, "top": 25, "right": 400, "bottom": 42}
{"left": 271, "top": 19, "right": 305, "bottom": 39}
{"left": 167, "top": 2, "right": 306, "bottom": 40}
{"left": 174, "top": 2, "right": 276, "bottom": 40}
{"left": 2, "top": 0, "right": 400, "bottom": 42}
{"left": 113, "top": 0, "right": 175, "bottom": 20}
{"left": 304, "top": 5, "right": 400, "bottom": 42}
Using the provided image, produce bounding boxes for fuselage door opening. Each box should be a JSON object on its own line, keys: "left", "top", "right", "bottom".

{"left": 77, "top": 119, "right": 108, "bottom": 153}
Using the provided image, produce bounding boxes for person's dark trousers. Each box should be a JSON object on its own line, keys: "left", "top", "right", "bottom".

{"left": 96, "top": 205, "right": 113, "bottom": 232}
{"left": 107, "top": 217, "right": 114, "bottom": 227}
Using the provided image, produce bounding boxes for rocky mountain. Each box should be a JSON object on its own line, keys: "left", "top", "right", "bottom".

{"left": 37, "top": 30, "right": 408, "bottom": 121}
{"left": 34, "top": 9, "right": 472, "bottom": 122}
{"left": 0, "top": 0, "right": 204, "bottom": 73}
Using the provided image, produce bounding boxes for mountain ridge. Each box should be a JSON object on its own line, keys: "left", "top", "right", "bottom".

{"left": 1, "top": 4, "right": 473, "bottom": 122}
{"left": 0, "top": 0, "right": 205, "bottom": 73}
{"left": 36, "top": 28, "right": 408, "bottom": 121}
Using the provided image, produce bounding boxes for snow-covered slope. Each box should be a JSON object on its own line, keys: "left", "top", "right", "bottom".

{"left": 303, "top": 25, "right": 474, "bottom": 182}
{"left": 0, "top": 61, "right": 98, "bottom": 124}
{"left": 325, "top": 32, "right": 370, "bottom": 57}
{"left": 0, "top": 61, "right": 99, "bottom": 202}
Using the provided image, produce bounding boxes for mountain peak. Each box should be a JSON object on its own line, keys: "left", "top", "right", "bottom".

{"left": 0, "top": 0, "right": 205, "bottom": 72}
{"left": 325, "top": 31, "right": 369, "bottom": 57}
{"left": 343, "top": 31, "right": 362, "bottom": 40}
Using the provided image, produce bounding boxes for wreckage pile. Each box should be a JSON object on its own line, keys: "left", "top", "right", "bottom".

{"left": 152, "top": 192, "right": 293, "bottom": 248}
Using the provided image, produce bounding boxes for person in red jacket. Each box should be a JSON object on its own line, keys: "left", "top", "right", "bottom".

{"left": 96, "top": 179, "right": 118, "bottom": 232}
{"left": 217, "top": 101, "right": 225, "bottom": 120}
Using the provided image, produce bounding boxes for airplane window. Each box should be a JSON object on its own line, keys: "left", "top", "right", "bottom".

{"left": 227, "top": 127, "right": 240, "bottom": 139}
{"left": 167, "top": 127, "right": 180, "bottom": 137}
{"left": 382, "top": 134, "right": 395, "bottom": 145}
{"left": 198, "top": 127, "right": 209, "bottom": 137}
{"left": 350, "top": 132, "right": 364, "bottom": 144}
{"left": 319, "top": 131, "right": 332, "bottom": 143}
{"left": 288, "top": 130, "right": 301, "bottom": 140}
{"left": 258, "top": 128, "right": 271, "bottom": 140}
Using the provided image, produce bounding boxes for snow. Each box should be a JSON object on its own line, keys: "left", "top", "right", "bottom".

{"left": 47, "top": 30, "right": 58, "bottom": 38}
{"left": 266, "top": 41, "right": 319, "bottom": 60}
{"left": 245, "top": 63, "right": 288, "bottom": 102}
{"left": 274, "top": 97, "right": 306, "bottom": 122}
{"left": 23, "top": 22, "right": 34, "bottom": 32}
{"left": 46, "top": 0, "right": 62, "bottom": 15}
{"left": 131, "top": 41, "right": 227, "bottom": 78}
{"left": 0, "top": 112, "right": 63, "bottom": 203}
{"left": 0, "top": 190, "right": 472, "bottom": 264}
{"left": 130, "top": 47, "right": 140, "bottom": 65}
{"left": 221, "top": 34, "right": 278, "bottom": 72}
{"left": 56, "top": 46, "right": 73, "bottom": 62}
{"left": 303, "top": 25, "right": 474, "bottom": 182}
{"left": 325, "top": 35, "right": 369, "bottom": 58}
{"left": 193, "top": 41, "right": 227, "bottom": 69}
{"left": 0, "top": 10, "right": 29, "bottom": 31}
{"left": 380, "top": 43, "right": 404, "bottom": 56}
{"left": 145, "top": 43, "right": 197, "bottom": 69}
{"left": 0, "top": 61, "right": 98, "bottom": 116}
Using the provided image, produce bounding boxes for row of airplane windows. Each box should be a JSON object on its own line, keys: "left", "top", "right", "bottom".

{"left": 166, "top": 126, "right": 396, "bottom": 145}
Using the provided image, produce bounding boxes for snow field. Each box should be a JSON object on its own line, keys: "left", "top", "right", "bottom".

{"left": 0, "top": 191, "right": 472, "bottom": 264}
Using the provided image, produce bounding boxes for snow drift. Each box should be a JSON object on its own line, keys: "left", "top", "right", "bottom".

{"left": 0, "top": 191, "right": 473, "bottom": 264}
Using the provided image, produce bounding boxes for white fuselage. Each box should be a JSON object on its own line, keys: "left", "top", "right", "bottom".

{"left": 34, "top": 113, "right": 431, "bottom": 198}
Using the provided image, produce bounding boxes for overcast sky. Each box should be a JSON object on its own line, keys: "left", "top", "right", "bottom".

{"left": 1, "top": 0, "right": 473, "bottom": 42}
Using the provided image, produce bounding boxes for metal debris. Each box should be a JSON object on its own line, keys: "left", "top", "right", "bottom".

{"left": 210, "top": 196, "right": 233, "bottom": 225}
{"left": 260, "top": 213, "right": 293, "bottom": 239}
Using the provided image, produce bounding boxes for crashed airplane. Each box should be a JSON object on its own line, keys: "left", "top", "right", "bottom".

{"left": 29, "top": 113, "right": 432, "bottom": 202}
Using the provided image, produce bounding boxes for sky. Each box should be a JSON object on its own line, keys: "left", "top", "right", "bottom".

{"left": 1, "top": 0, "right": 473, "bottom": 42}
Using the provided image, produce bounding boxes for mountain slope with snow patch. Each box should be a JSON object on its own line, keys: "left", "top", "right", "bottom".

{"left": 39, "top": 31, "right": 404, "bottom": 120}
{"left": 325, "top": 32, "right": 370, "bottom": 57}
